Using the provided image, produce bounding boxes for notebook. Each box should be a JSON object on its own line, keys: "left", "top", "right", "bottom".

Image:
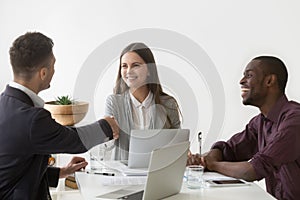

{"left": 96, "top": 141, "right": 190, "bottom": 200}
{"left": 128, "top": 129, "right": 190, "bottom": 168}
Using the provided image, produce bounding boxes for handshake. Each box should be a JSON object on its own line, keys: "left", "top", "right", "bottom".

{"left": 102, "top": 116, "right": 120, "bottom": 140}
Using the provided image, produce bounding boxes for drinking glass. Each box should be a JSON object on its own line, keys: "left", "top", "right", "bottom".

{"left": 89, "top": 142, "right": 114, "bottom": 171}
{"left": 186, "top": 165, "right": 204, "bottom": 189}
{"left": 89, "top": 145, "right": 101, "bottom": 171}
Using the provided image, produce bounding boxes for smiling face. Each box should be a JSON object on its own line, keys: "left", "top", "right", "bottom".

{"left": 240, "top": 60, "right": 269, "bottom": 107}
{"left": 121, "top": 51, "right": 149, "bottom": 92}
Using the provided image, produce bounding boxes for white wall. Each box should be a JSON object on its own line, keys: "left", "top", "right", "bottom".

{"left": 1, "top": 0, "right": 300, "bottom": 155}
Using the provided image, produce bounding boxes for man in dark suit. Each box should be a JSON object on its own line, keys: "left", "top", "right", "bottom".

{"left": 0, "top": 32, "right": 119, "bottom": 200}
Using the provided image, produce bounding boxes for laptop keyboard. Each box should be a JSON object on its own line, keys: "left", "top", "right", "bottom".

{"left": 118, "top": 190, "right": 144, "bottom": 200}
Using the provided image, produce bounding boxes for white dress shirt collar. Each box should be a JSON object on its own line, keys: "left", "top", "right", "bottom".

{"left": 129, "top": 91, "right": 153, "bottom": 109}
{"left": 9, "top": 81, "right": 45, "bottom": 108}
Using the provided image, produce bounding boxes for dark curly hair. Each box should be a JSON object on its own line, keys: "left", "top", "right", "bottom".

{"left": 253, "top": 56, "right": 288, "bottom": 93}
{"left": 9, "top": 32, "right": 54, "bottom": 80}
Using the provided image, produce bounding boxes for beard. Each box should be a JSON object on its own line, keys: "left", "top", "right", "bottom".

{"left": 242, "top": 91, "right": 263, "bottom": 108}
{"left": 242, "top": 97, "right": 253, "bottom": 105}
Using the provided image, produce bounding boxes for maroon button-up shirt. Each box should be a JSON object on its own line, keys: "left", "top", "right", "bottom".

{"left": 212, "top": 95, "right": 300, "bottom": 200}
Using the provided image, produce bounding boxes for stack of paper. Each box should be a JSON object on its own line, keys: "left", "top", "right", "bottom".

{"left": 100, "top": 175, "right": 147, "bottom": 185}
{"left": 101, "top": 161, "right": 148, "bottom": 176}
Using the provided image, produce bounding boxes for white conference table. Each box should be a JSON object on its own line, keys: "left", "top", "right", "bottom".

{"left": 75, "top": 171, "right": 276, "bottom": 200}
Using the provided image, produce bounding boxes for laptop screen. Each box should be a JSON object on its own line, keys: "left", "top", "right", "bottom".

{"left": 128, "top": 129, "right": 190, "bottom": 169}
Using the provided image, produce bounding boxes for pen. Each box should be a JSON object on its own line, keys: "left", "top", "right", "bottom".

{"left": 198, "top": 132, "right": 202, "bottom": 156}
{"left": 95, "top": 172, "right": 115, "bottom": 176}
{"left": 87, "top": 171, "right": 115, "bottom": 176}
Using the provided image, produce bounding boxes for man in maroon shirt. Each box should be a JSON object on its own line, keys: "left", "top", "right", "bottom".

{"left": 189, "top": 56, "right": 300, "bottom": 200}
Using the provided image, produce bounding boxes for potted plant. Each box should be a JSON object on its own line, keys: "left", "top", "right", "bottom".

{"left": 44, "top": 95, "right": 89, "bottom": 126}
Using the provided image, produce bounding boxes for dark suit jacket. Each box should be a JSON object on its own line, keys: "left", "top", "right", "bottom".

{"left": 0, "top": 86, "right": 90, "bottom": 200}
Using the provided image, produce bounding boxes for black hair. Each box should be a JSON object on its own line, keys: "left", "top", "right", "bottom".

{"left": 9, "top": 32, "right": 54, "bottom": 80}
{"left": 253, "top": 56, "right": 288, "bottom": 93}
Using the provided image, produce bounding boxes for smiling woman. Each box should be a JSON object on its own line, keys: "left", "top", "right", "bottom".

{"left": 120, "top": 51, "right": 149, "bottom": 96}
{"left": 104, "top": 42, "right": 182, "bottom": 160}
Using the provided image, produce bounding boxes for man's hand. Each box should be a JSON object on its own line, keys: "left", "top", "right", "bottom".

{"left": 103, "top": 116, "right": 119, "bottom": 140}
{"left": 187, "top": 151, "right": 206, "bottom": 166}
{"left": 59, "top": 156, "right": 88, "bottom": 178}
{"left": 202, "top": 149, "right": 223, "bottom": 171}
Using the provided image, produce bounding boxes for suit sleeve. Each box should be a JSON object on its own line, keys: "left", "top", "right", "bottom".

{"left": 29, "top": 108, "right": 111, "bottom": 154}
{"left": 47, "top": 167, "right": 60, "bottom": 187}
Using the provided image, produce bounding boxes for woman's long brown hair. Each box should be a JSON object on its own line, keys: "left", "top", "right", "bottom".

{"left": 113, "top": 42, "right": 181, "bottom": 126}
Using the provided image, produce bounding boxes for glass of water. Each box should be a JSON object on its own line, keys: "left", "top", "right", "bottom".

{"left": 89, "top": 145, "right": 102, "bottom": 171}
{"left": 89, "top": 142, "right": 115, "bottom": 171}
{"left": 186, "top": 165, "right": 205, "bottom": 189}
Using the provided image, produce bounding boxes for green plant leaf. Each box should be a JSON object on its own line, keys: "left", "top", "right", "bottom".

{"left": 55, "top": 95, "right": 74, "bottom": 105}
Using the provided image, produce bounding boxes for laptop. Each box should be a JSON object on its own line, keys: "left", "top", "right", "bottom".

{"left": 96, "top": 141, "right": 190, "bottom": 200}
{"left": 127, "top": 129, "right": 190, "bottom": 169}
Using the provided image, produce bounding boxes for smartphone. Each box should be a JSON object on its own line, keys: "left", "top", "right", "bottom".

{"left": 206, "top": 179, "right": 250, "bottom": 187}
